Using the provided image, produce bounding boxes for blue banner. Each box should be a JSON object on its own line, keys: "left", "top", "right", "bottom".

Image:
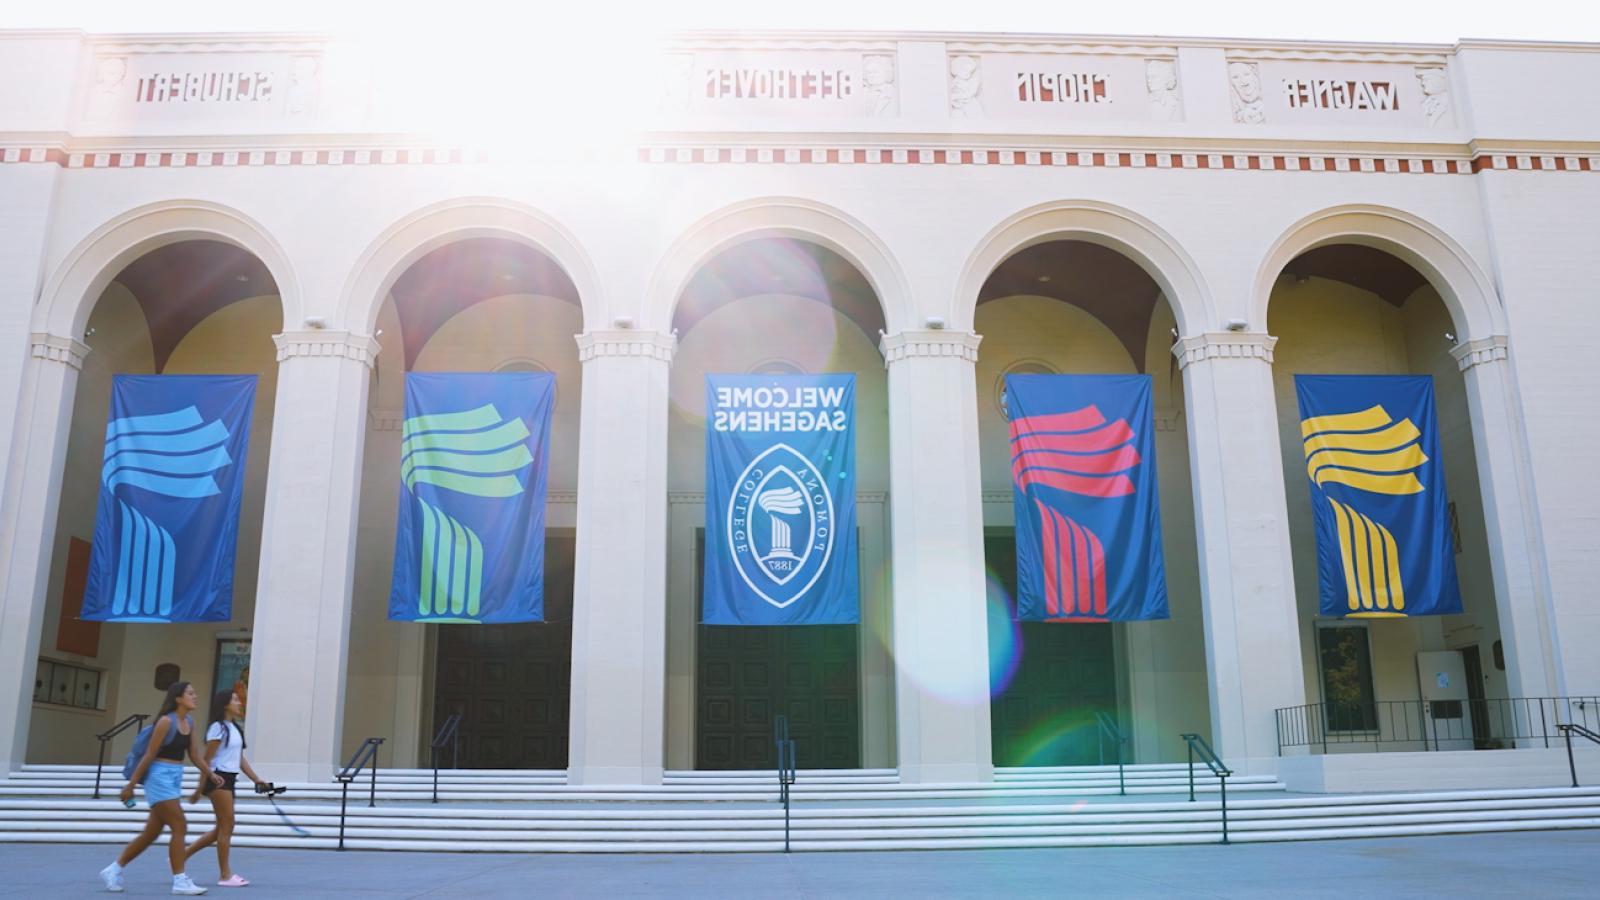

{"left": 703, "top": 374, "right": 858, "bottom": 625}
{"left": 388, "top": 372, "right": 554, "bottom": 623}
{"left": 1295, "top": 375, "right": 1462, "bottom": 618}
{"left": 1007, "top": 374, "right": 1168, "bottom": 622}
{"left": 83, "top": 375, "right": 256, "bottom": 623}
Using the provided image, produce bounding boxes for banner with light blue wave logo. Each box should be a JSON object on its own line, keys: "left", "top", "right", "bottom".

{"left": 703, "top": 374, "right": 858, "bottom": 625}
{"left": 388, "top": 372, "right": 554, "bottom": 624}
{"left": 1295, "top": 375, "right": 1463, "bottom": 618}
{"left": 82, "top": 375, "right": 256, "bottom": 623}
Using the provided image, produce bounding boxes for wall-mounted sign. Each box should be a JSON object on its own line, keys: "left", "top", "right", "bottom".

{"left": 83, "top": 51, "right": 322, "bottom": 124}
{"left": 947, "top": 52, "right": 1183, "bottom": 122}
{"left": 662, "top": 50, "right": 898, "bottom": 118}
{"left": 1228, "top": 60, "right": 1452, "bottom": 128}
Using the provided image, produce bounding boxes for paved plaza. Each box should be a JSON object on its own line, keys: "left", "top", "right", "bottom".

{"left": 2, "top": 830, "right": 1595, "bottom": 898}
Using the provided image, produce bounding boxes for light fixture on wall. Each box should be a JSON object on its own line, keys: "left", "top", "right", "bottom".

{"left": 613, "top": 316, "right": 635, "bottom": 329}
{"left": 375, "top": 329, "right": 384, "bottom": 337}
{"left": 925, "top": 316, "right": 946, "bottom": 330}
{"left": 1444, "top": 331, "right": 1458, "bottom": 345}
{"left": 1224, "top": 318, "right": 1248, "bottom": 332}
{"left": 303, "top": 316, "right": 327, "bottom": 330}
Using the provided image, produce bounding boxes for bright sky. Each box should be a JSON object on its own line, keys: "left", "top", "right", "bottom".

{"left": 6, "top": 0, "right": 1598, "bottom": 44}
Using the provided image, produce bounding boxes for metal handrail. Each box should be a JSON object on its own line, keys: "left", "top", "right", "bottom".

{"left": 93, "top": 714, "right": 149, "bottom": 799}
{"left": 430, "top": 714, "right": 463, "bottom": 804}
{"left": 1094, "top": 712, "right": 1128, "bottom": 796}
{"left": 334, "top": 737, "right": 385, "bottom": 851}
{"left": 1558, "top": 722, "right": 1600, "bottom": 788}
{"left": 1181, "top": 733, "right": 1233, "bottom": 845}
{"left": 774, "top": 715, "right": 797, "bottom": 853}
{"left": 1275, "top": 695, "right": 1600, "bottom": 755}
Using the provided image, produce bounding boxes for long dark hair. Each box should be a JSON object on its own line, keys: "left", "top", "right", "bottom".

{"left": 206, "top": 689, "right": 245, "bottom": 749}
{"left": 156, "top": 681, "right": 191, "bottom": 719}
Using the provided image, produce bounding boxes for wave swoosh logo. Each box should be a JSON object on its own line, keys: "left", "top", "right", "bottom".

{"left": 1009, "top": 405, "right": 1141, "bottom": 498}
{"left": 401, "top": 404, "right": 534, "bottom": 619}
{"left": 1301, "top": 404, "right": 1427, "bottom": 616}
{"left": 99, "top": 406, "right": 235, "bottom": 620}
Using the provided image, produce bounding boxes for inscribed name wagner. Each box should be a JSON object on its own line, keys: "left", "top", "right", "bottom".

{"left": 713, "top": 385, "right": 848, "bottom": 432}
{"left": 134, "top": 71, "right": 276, "bottom": 104}
{"left": 703, "top": 68, "right": 855, "bottom": 101}
{"left": 1016, "top": 71, "right": 1111, "bottom": 104}
{"left": 1283, "top": 79, "right": 1398, "bottom": 111}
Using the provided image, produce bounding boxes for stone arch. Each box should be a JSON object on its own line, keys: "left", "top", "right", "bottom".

{"left": 645, "top": 197, "right": 912, "bottom": 334}
{"left": 954, "top": 200, "right": 1215, "bottom": 336}
{"left": 339, "top": 197, "right": 604, "bottom": 334}
{"left": 36, "top": 199, "right": 298, "bottom": 338}
{"left": 1252, "top": 204, "right": 1504, "bottom": 340}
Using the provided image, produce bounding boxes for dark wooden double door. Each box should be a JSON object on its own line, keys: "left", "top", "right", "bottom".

{"left": 431, "top": 536, "right": 574, "bottom": 769}
{"left": 986, "top": 532, "right": 1119, "bottom": 767}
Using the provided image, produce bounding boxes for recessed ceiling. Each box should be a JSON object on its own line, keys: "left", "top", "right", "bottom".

{"left": 1282, "top": 245, "right": 1431, "bottom": 306}
{"left": 673, "top": 238, "right": 886, "bottom": 339}
{"left": 389, "top": 238, "right": 581, "bottom": 370}
{"left": 110, "top": 240, "right": 276, "bottom": 372}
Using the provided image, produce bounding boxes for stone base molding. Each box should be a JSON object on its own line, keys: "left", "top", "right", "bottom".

{"left": 28, "top": 333, "right": 91, "bottom": 370}
{"left": 1173, "top": 332, "right": 1277, "bottom": 370}
{"left": 880, "top": 330, "right": 982, "bottom": 365}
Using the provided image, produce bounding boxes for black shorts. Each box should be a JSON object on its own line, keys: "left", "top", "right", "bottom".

{"left": 202, "top": 771, "right": 238, "bottom": 796}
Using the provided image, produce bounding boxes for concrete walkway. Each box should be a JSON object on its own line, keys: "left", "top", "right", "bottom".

{"left": 3, "top": 830, "right": 1595, "bottom": 898}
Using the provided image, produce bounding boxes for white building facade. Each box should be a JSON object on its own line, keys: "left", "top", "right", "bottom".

{"left": 1, "top": 28, "right": 1596, "bottom": 789}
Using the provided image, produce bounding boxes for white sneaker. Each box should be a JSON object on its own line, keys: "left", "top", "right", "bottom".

{"left": 99, "top": 862, "right": 124, "bottom": 892}
{"left": 172, "top": 873, "right": 208, "bottom": 895}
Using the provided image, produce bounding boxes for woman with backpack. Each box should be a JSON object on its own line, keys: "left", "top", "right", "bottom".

{"left": 100, "top": 681, "right": 222, "bottom": 895}
{"left": 183, "top": 689, "right": 262, "bottom": 888}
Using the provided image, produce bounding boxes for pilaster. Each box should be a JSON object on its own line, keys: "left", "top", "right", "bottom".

{"left": 880, "top": 329, "right": 993, "bottom": 783}
{"left": 567, "top": 330, "right": 674, "bottom": 785}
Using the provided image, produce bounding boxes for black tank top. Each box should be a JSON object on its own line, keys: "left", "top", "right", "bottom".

{"left": 155, "top": 715, "right": 191, "bottom": 762}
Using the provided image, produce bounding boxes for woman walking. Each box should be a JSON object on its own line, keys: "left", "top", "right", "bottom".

{"left": 184, "top": 689, "right": 262, "bottom": 887}
{"left": 100, "top": 681, "right": 222, "bottom": 895}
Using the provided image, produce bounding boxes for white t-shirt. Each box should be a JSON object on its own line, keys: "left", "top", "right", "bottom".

{"left": 206, "top": 721, "right": 243, "bottom": 774}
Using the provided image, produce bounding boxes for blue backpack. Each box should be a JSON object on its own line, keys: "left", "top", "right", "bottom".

{"left": 121, "top": 713, "right": 182, "bottom": 782}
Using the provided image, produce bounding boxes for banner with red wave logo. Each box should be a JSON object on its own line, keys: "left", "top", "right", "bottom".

{"left": 1007, "top": 374, "right": 1168, "bottom": 622}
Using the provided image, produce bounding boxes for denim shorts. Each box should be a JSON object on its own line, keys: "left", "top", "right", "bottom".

{"left": 144, "top": 761, "right": 184, "bottom": 805}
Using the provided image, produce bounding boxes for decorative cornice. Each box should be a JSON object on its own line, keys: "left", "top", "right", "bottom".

{"left": 982, "top": 490, "right": 1013, "bottom": 504}
{"left": 879, "top": 330, "right": 982, "bottom": 365}
{"left": 547, "top": 492, "right": 578, "bottom": 505}
{"left": 1154, "top": 410, "right": 1180, "bottom": 432}
{"left": 1450, "top": 335, "right": 1510, "bottom": 372}
{"left": 272, "top": 330, "right": 380, "bottom": 368}
{"left": 367, "top": 406, "right": 403, "bottom": 432}
{"left": 575, "top": 330, "right": 677, "bottom": 364}
{"left": 672, "top": 490, "right": 887, "bottom": 504}
{"left": 1173, "top": 332, "right": 1277, "bottom": 370}
{"left": 30, "top": 332, "right": 91, "bottom": 370}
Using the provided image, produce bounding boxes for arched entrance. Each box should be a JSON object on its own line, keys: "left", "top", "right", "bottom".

{"left": 666, "top": 237, "right": 892, "bottom": 770}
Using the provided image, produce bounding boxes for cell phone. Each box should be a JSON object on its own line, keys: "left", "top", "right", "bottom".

{"left": 122, "top": 798, "right": 137, "bottom": 809}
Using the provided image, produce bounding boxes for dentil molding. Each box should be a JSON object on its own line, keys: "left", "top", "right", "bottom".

{"left": 575, "top": 330, "right": 676, "bottom": 364}
{"left": 1173, "top": 332, "right": 1277, "bottom": 370}
{"left": 1450, "top": 335, "right": 1509, "bottom": 372}
{"left": 30, "top": 332, "right": 91, "bottom": 370}
{"left": 879, "top": 330, "right": 982, "bottom": 365}
{"left": 273, "top": 330, "right": 380, "bottom": 368}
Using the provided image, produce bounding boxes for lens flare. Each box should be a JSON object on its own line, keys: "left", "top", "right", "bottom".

{"left": 985, "top": 571, "right": 1023, "bottom": 697}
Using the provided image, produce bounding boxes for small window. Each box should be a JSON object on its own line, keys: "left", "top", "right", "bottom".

{"left": 33, "top": 658, "right": 108, "bottom": 711}
{"left": 1317, "top": 624, "right": 1377, "bottom": 732}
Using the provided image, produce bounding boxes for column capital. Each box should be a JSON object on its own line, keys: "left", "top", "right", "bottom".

{"left": 1450, "top": 334, "right": 1510, "bottom": 372}
{"left": 879, "top": 329, "right": 982, "bottom": 365}
{"left": 272, "top": 330, "right": 380, "bottom": 369}
{"left": 1173, "top": 332, "right": 1277, "bottom": 370}
{"left": 575, "top": 330, "right": 676, "bottom": 363}
{"left": 29, "top": 332, "right": 90, "bottom": 370}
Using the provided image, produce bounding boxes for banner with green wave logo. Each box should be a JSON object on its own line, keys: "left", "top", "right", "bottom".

{"left": 388, "top": 372, "right": 554, "bottom": 623}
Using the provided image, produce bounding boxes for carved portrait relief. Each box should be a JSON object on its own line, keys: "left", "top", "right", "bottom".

{"left": 1228, "top": 61, "right": 1265, "bottom": 124}
{"left": 659, "top": 54, "right": 694, "bottom": 112}
{"left": 1416, "top": 67, "right": 1451, "bottom": 127}
{"left": 949, "top": 54, "right": 982, "bottom": 118}
{"left": 1145, "top": 59, "right": 1181, "bottom": 121}
{"left": 863, "top": 54, "right": 896, "bottom": 116}
{"left": 286, "top": 56, "right": 321, "bottom": 117}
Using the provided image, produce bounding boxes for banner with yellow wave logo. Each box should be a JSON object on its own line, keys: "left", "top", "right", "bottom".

{"left": 387, "top": 372, "right": 554, "bottom": 623}
{"left": 1295, "top": 375, "right": 1462, "bottom": 618}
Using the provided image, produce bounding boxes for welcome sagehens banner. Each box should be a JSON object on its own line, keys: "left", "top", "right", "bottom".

{"left": 1007, "top": 374, "right": 1168, "bottom": 622}
{"left": 1295, "top": 375, "right": 1462, "bottom": 618}
{"left": 84, "top": 375, "right": 256, "bottom": 623}
{"left": 703, "top": 374, "right": 858, "bottom": 625}
{"left": 388, "top": 372, "right": 554, "bottom": 623}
